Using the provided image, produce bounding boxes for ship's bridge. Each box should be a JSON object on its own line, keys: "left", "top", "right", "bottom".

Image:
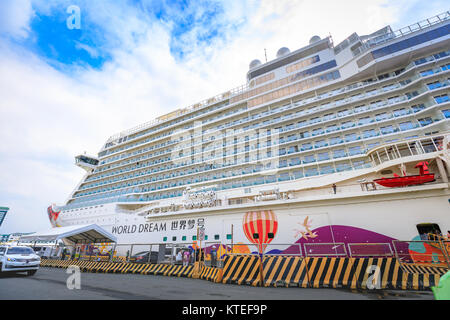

{"left": 75, "top": 154, "right": 99, "bottom": 172}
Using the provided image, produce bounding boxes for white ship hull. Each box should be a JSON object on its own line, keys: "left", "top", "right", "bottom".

{"left": 50, "top": 12, "right": 450, "bottom": 261}
{"left": 53, "top": 171, "right": 450, "bottom": 257}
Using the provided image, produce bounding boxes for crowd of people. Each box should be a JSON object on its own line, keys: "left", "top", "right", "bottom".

{"left": 175, "top": 248, "right": 218, "bottom": 267}
{"left": 57, "top": 245, "right": 221, "bottom": 267}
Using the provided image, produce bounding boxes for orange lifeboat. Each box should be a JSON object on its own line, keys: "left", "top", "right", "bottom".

{"left": 373, "top": 162, "right": 435, "bottom": 188}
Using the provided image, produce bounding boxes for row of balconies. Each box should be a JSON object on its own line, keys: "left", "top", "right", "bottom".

{"left": 65, "top": 158, "right": 374, "bottom": 210}
{"left": 81, "top": 102, "right": 447, "bottom": 193}
{"left": 98, "top": 50, "right": 449, "bottom": 162}
{"left": 96, "top": 57, "right": 449, "bottom": 174}
{"left": 72, "top": 113, "right": 448, "bottom": 201}
{"left": 82, "top": 89, "right": 447, "bottom": 187}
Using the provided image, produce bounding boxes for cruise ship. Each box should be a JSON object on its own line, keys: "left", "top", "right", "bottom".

{"left": 49, "top": 11, "right": 450, "bottom": 257}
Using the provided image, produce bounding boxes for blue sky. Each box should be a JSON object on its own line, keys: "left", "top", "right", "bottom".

{"left": 5, "top": 0, "right": 252, "bottom": 71}
{"left": 0, "top": 0, "right": 448, "bottom": 234}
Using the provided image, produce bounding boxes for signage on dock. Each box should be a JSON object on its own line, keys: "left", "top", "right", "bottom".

{"left": 198, "top": 227, "right": 205, "bottom": 241}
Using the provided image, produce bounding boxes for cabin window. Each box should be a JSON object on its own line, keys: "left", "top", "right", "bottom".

{"left": 163, "top": 237, "right": 167, "bottom": 242}
{"left": 214, "top": 235, "right": 220, "bottom": 240}
{"left": 253, "top": 233, "right": 259, "bottom": 239}
{"left": 416, "top": 223, "right": 442, "bottom": 240}
{"left": 192, "top": 235, "right": 197, "bottom": 241}
{"left": 268, "top": 233, "right": 274, "bottom": 239}
{"left": 226, "top": 234, "right": 232, "bottom": 240}
{"left": 172, "top": 236, "right": 177, "bottom": 241}
{"left": 182, "top": 236, "right": 186, "bottom": 241}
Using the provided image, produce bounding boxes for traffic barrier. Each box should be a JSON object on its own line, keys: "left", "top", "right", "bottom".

{"left": 219, "top": 255, "right": 448, "bottom": 290}
{"left": 111, "top": 262, "right": 124, "bottom": 273}
{"left": 302, "top": 257, "right": 355, "bottom": 289}
{"left": 153, "top": 264, "right": 172, "bottom": 276}
{"left": 199, "top": 266, "right": 220, "bottom": 282}
{"left": 120, "top": 263, "right": 136, "bottom": 274}
{"left": 399, "top": 263, "right": 445, "bottom": 290}
{"left": 164, "top": 264, "right": 184, "bottom": 276}
{"left": 130, "top": 263, "right": 147, "bottom": 274}
{"left": 40, "top": 259, "right": 196, "bottom": 278}
{"left": 400, "top": 263, "right": 448, "bottom": 275}
{"left": 263, "top": 255, "right": 308, "bottom": 287}
{"left": 138, "top": 263, "right": 154, "bottom": 275}
{"left": 177, "top": 265, "right": 194, "bottom": 278}
{"left": 40, "top": 257, "right": 444, "bottom": 291}
{"left": 142, "top": 263, "right": 160, "bottom": 275}
{"left": 93, "top": 262, "right": 110, "bottom": 273}
{"left": 402, "top": 271, "right": 441, "bottom": 290}
{"left": 344, "top": 257, "right": 402, "bottom": 290}
{"left": 221, "top": 255, "right": 261, "bottom": 285}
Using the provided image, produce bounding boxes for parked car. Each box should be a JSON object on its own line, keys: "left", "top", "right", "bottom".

{"left": 129, "top": 251, "right": 159, "bottom": 264}
{"left": 0, "top": 246, "right": 41, "bottom": 276}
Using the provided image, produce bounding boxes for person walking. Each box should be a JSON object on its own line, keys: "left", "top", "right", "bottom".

{"left": 332, "top": 183, "right": 337, "bottom": 194}
{"left": 210, "top": 249, "right": 217, "bottom": 267}
{"left": 176, "top": 250, "right": 183, "bottom": 265}
{"left": 183, "top": 250, "right": 190, "bottom": 266}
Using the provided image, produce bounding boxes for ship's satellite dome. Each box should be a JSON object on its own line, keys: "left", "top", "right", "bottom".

{"left": 249, "top": 59, "right": 262, "bottom": 69}
{"left": 276, "top": 47, "right": 290, "bottom": 58}
{"left": 309, "top": 35, "right": 321, "bottom": 44}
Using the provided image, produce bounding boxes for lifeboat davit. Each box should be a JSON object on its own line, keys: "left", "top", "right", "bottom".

{"left": 373, "top": 162, "right": 435, "bottom": 188}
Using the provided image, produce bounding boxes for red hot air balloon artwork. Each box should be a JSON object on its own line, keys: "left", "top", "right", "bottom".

{"left": 243, "top": 210, "right": 278, "bottom": 254}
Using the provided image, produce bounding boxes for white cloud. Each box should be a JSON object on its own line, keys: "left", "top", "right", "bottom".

{"left": 0, "top": 0, "right": 447, "bottom": 233}
{"left": 74, "top": 41, "right": 99, "bottom": 58}
{"left": 0, "top": 0, "right": 34, "bottom": 39}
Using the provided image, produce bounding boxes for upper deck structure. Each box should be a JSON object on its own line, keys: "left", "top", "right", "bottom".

{"left": 57, "top": 11, "right": 449, "bottom": 214}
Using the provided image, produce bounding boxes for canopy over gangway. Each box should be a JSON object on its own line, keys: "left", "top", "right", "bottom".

{"left": 19, "top": 224, "right": 117, "bottom": 244}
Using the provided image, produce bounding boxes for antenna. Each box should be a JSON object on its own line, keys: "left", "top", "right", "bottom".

{"left": 264, "top": 48, "right": 268, "bottom": 62}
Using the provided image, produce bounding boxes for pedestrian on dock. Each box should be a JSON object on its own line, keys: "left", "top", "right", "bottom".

{"left": 332, "top": 183, "right": 337, "bottom": 194}
{"left": 176, "top": 250, "right": 183, "bottom": 264}
{"left": 211, "top": 249, "right": 217, "bottom": 267}
{"left": 183, "top": 250, "right": 190, "bottom": 266}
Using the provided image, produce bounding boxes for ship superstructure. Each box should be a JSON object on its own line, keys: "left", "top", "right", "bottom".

{"left": 50, "top": 12, "right": 450, "bottom": 252}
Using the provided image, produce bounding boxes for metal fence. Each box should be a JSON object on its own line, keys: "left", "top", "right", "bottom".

{"left": 34, "top": 239, "right": 450, "bottom": 268}
{"left": 393, "top": 240, "right": 450, "bottom": 267}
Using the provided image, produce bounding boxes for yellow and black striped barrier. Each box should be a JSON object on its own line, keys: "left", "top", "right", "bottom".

{"left": 40, "top": 256, "right": 446, "bottom": 291}
{"left": 221, "top": 255, "right": 261, "bottom": 286}
{"left": 220, "top": 255, "right": 448, "bottom": 291}
{"left": 399, "top": 263, "right": 444, "bottom": 291}
{"left": 199, "top": 266, "right": 221, "bottom": 283}
{"left": 400, "top": 263, "right": 448, "bottom": 275}
{"left": 347, "top": 257, "right": 403, "bottom": 290}
{"left": 262, "top": 255, "right": 308, "bottom": 287}
{"left": 40, "top": 259, "right": 196, "bottom": 278}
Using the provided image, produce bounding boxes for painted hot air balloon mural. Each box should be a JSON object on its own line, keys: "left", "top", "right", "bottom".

{"left": 243, "top": 210, "right": 278, "bottom": 255}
